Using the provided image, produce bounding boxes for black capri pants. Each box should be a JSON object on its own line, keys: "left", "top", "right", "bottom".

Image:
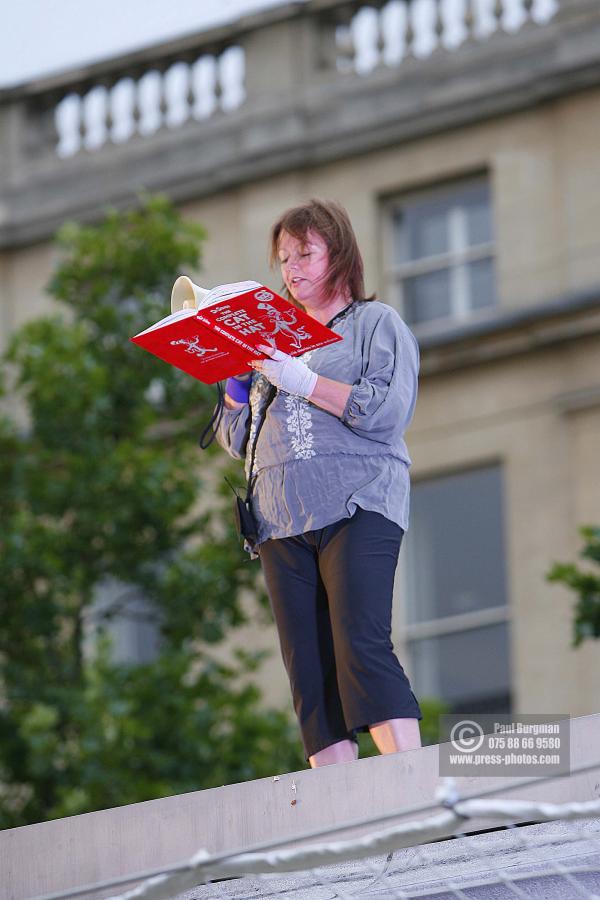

{"left": 258, "top": 506, "right": 422, "bottom": 761}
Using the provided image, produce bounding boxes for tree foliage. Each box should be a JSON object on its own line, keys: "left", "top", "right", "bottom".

{"left": 547, "top": 526, "right": 600, "bottom": 646}
{"left": 0, "top": 193, "right": 305, "bottom": 829}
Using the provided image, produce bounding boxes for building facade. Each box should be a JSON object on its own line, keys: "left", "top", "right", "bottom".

{"left": 1, "top": 0, "right": 599, "bottom": 720}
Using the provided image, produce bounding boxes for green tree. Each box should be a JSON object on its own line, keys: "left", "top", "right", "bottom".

{"left": 0, "top": 193, "right": 304, "bottom": 830}
{"left": 547, "top": 526, "right": 600, "bottom": 646}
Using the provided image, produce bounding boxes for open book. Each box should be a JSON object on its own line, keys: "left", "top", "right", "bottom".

{"left": 130, "top": 280, "right": 343, "bottom": 384}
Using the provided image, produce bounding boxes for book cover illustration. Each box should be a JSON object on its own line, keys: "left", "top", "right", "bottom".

{"left": 131, "top": 284, "right": 342, "bottom": 384}
{"left": 132, "top": 313, "right": 242, "bottom": 383}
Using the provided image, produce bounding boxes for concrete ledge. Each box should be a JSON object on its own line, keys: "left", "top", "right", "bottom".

{"left": 416, "top": 288, "right": 600, "bottom": 376}
{"left": 1, "top": 713, "right": 599, "bottom": 900}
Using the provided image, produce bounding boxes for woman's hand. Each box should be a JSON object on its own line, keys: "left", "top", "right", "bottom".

{"left": 225, "top": 372, "right": 252, "bottom": 408}
{"left": 250, "top": 345, "right": 317, "bottom": 399}
{"left": 251, "top": 344, "right": 353, "bottom": 416}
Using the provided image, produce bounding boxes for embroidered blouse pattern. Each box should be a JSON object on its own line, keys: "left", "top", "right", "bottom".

{"left": 284, "top": 350, "right": 316, "bottom": 460}
{"left": 284, "top": 395, "right": 316, "bottom": 459}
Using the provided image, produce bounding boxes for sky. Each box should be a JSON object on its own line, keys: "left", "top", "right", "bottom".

{"left": 0, "top": 0, "right": 289, "bottom": 88}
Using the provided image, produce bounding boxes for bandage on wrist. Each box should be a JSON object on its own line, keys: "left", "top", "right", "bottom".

{"left": 301, "top": 369, "right": 318, "bottom": 399}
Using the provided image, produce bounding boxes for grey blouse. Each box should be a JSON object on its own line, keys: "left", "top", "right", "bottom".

{"left": 214, "top": 299, "right": 420, "bottom": 550}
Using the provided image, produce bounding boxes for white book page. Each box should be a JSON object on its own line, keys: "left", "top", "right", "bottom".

{"left": 134, "top": 281, "right": 262, "bottom": 337}
{"left": 134, "top": 307, "right": 196, "bottom": 337}
{"left": 199, "top": 281, "right": 262, "bottom": 309}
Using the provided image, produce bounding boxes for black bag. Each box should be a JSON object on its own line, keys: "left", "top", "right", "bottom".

{"left": 233, "top": 494, "right": 259, "bottom": 545}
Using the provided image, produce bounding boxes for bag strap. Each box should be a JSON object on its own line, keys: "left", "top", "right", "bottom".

{"left": 198, "top": 382, "right": 225, "bottom": 450}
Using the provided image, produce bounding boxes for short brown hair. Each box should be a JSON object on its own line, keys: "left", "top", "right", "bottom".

{"left": 269, "top": 198, "right": 373, "bottom": 306}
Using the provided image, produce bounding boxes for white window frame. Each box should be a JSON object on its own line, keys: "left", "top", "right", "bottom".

{"left": 393, "top": 463, "right": 511, "bottom": 712}
{"left": 382, "top": 176, "right": 496, "bottom": 331}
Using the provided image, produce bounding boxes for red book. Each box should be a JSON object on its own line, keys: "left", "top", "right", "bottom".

{"left": 130, "top": 281, "right": 343, "bottom": 384}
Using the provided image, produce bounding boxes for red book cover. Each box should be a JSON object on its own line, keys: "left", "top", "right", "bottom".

{"left": 130, "top": 284, "right": 343, "bottom": 384}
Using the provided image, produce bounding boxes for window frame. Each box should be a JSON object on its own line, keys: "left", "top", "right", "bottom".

{"left": 393, "top": 461, "right": 512, "bottom": 713}
{"left": 381, "top": 174, "right": 496, "bottom": 331}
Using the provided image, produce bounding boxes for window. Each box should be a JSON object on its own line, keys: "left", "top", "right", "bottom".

{"left": 384, "top": 178, "right": 496, "bottom": 329}
{"left": 83, "top": 577, "right": 163, "bottom": 666}
{"left": 400, "top": 465, "right": 511, "bottom": 714}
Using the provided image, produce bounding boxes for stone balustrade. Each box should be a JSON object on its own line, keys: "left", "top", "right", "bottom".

{"left": 1, "top": 0, "right": 558, "bottom": 164}
{"left": 54, "top": 46, "right": 246, "bottom": 158}
{"left": 0, "top": 0, "right": 597, "bottom": 248}
{"left": 323, "top": 0, "right": 556, "bottom": 75}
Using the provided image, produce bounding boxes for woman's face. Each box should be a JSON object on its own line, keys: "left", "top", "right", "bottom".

{"left": 277, "top": 229, "right": 330, "bottom": 307}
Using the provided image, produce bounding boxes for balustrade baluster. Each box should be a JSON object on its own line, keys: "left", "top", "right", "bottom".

{"left": 334, "top": 6, "right": 356, "bottom": 73}
{"left": 336, "top": 25, "right": 355, "bottom": 71}
{"left": 434, "top": 0, "right": 445, "bottom": 50}
{"left": 404, "top": 0, "right": 415, "bottom": 59}
{"left": 130, "top": 77, "right": 143, "bottom": 136}
{"left": 214, "top": 53, "right": 224, "bottom": 112}
{"left": 463, "top": 0, "right": 476, "bottom": 42}
{"left": 44, "top": 93, "right": 61, "bottom": 154}
{"left": 493, "top": 0, "right": 505, "bottom": 33}
{"left": 100, "top": 79, "right": 114, "bottom": 145}
{"left": 185, "top": 60, "right": 196, "bottom": 122}
{"left": 105, "top": 98, "right": 115, "bottom": 144}
{"left": 523, "top": 0, "right": 535, "bottom": 23}
{"left": 77, "top": 92, "right": 87, "bottom": 152}
{"left": 375, "top": 4, "right": 386, "bottom": 67}
{"left": 157, "top": 67, "right": 169, "bottom": 128}
{"left": 314, "top": 11, "right": 337, "bottom": 71}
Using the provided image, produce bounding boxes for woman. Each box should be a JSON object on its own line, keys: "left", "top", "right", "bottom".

{"left": 215, "top": 198, "right": 422, "bottom": 768}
